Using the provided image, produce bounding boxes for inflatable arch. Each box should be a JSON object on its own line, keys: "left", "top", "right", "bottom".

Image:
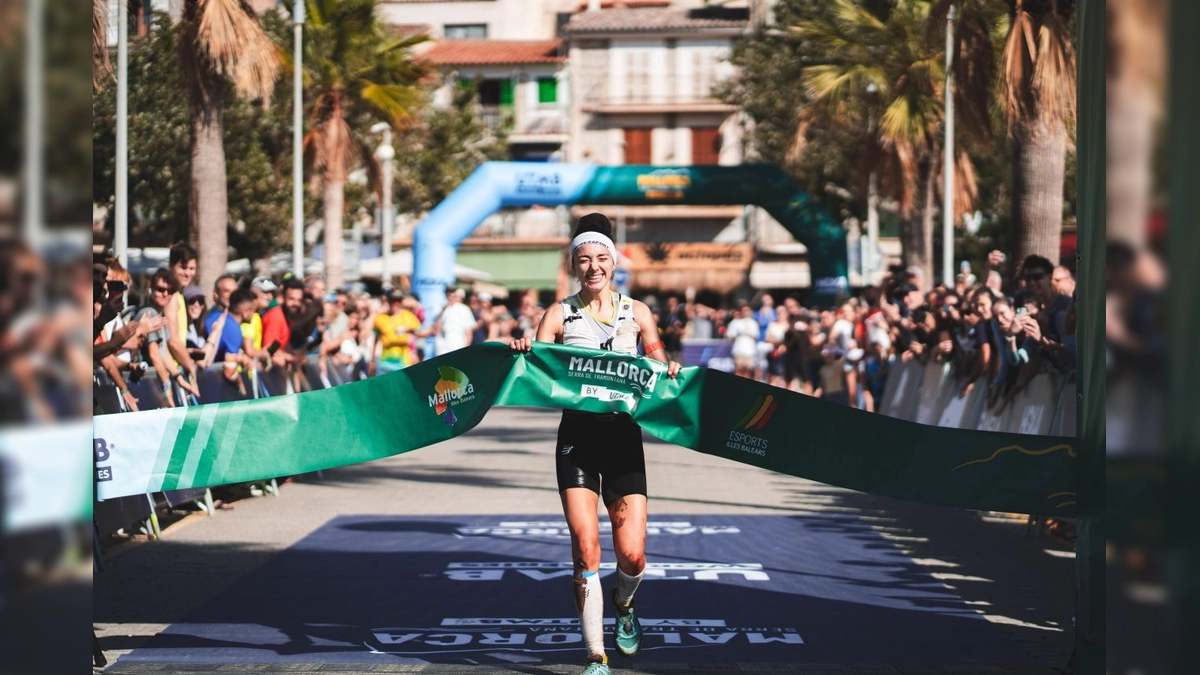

{"left": 412, "top": 162, "right": 849, "bottom": 320}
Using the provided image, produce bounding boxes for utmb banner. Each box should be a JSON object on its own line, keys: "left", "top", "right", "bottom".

{"left": 94, "top": 343, "right": 1075, "bottom": 517}
{"left": 411, "top": 163, "right": 851, "bottom": 318}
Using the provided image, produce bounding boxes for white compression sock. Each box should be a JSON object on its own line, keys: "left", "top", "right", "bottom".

{"left": 578, "top": 571, "right": 605, "bottom": 658}
{"left": 614, "top": 565, "right": 644, "bottom": 607}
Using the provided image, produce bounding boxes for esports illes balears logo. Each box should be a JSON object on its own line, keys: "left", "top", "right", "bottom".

{"left": 726, "top": 394, "right": 777, "bottom": 457}
{"left": 428, "top": 366, "right": 476, "bottom": 425}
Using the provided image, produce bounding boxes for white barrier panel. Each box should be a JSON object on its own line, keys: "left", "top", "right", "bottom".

{"left": 1051, "top": 379, "right": 1077, "bottom": 437}
{"left": 937, "top": 377, "right": 987, "bottom": 429}
{"left": 876, "top": 358, "right": 908, "bottom": 416}
{"left": 976, "top": 398, "right": 1011, "bottom": 432}
{"left": 915, "top": 362, "right": 954, "bottom": 425}
{"left": 880, "top": 360, "right": 923, "bottom": 421}
{"left": 1004, "top": 372, "right": 1060, "bottom": 435}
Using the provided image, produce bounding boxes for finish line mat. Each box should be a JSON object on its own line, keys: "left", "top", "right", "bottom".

{"left": 117, "top": 514, "right": 1024, "bottom": 667}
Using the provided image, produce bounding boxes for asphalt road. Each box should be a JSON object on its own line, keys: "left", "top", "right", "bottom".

{"left": 95, "top": 406, "right": 1075, "bottom": 674}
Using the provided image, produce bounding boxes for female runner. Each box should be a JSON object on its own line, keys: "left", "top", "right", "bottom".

{"left": 511, "top": 213, "right": 681, "bottom": 674}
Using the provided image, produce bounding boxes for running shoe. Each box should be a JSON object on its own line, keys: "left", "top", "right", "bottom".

{"left": 611, "top": 588, "right": 642, "bottom": 657}
{"left": 580, "top": 657, "right": 610, "bottom": 675}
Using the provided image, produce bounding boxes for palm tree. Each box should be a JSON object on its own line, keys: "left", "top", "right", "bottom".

{"left": 180, "top": 0, "right": 280, "bottom": 291}
{"left": 999, "top": 0, "right": 1075, "bottom": 263}
{"left": 789, "top": 0, "right": 985, "bottom": 285}
{"left": 298, "top": 0, "right": 431, "bottom": 290}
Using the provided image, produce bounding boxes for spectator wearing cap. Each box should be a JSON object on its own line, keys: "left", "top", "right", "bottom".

{"left": 374, "top": 291, "right": 424, "bottom": 373}
{"left": 251, "top": 276, "right": 278, "bottom": 312}
{"left": 229, "top": 289, "right": 271, "bottom": 366}
{"left": 325, "top": 290, "right": 350, "bottom": 343}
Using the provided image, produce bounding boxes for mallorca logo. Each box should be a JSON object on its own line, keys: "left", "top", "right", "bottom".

{"left": 429, "top": 366, "right": 476, "bottom": 426}
{"left": 726, "top": 394, "right": 777, "bottom": 457}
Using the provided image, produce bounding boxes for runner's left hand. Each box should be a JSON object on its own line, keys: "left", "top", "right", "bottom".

{"left": 667, "top": 360, "right": 681, "bottom": 379}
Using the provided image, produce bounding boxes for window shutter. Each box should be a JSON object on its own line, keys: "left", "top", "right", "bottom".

{"left": 537, "top": 77, "right": 557, "bottom": 104}
{"left": 624, "top": 128, "right": 652, "bottom": 164}
{"left": 691, "top": 127, "right": 721, "bottom": 165}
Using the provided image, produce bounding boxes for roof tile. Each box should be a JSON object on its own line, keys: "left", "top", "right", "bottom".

{"left": 563, "top": 6, "right": 750, "bottom": 33}
{"left": 421, "top": 39, "right": 565, "bottom": 66}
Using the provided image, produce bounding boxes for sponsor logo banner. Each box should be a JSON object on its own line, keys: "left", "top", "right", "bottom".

{"left": 454, "top": 520, "right": 741, "bottom": 538}
{"left": 368, "top": 617, "right": 802, "bottom": 656}
{"left": 443, "top": 561, "right": 769, "bottom": 582}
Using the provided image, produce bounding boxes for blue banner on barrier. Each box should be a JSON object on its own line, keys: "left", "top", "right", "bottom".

{"left": 680, "top": 339, "right": 733, "bottom": 372}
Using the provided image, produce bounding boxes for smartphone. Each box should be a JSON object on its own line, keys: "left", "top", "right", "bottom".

{"left": 1015, "top": 306, "right": 1028, "bottom": 317}
{"left": 267, "top": 340, "right": 282, "bottom": 355}
{"left": 108, "top": 280, "right": 128, "bottom": 294}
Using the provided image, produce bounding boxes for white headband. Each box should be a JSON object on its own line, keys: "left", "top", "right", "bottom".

{"left": 569, "top": 232, "right": 618, "bottom": 262}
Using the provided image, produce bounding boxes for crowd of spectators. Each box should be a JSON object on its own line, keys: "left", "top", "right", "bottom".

{"left": 89, "top": 244, "right": 559, "bottom": 412}
{"left": 653, "top": 250, "right": 1078, "bottom": 414}
{"left": 89, "top": 241, "right": 1076, "bottom": 422}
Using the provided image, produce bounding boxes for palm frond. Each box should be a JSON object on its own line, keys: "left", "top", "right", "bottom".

{"left": 359, "top": 83, "right": 424, "bottom": 128}
{"left": 94, "top": 0, "right": 111, "bottom": 91}
{"left": 999, "top": 3, "right": 1037, "bottom": 131}
{"left": 1031, "top": 3, "right": 1076, "bottom": 128}
{"left": 952, "top": 147, "right": 978, "bottom": 220}
{"left": 195, "top": 0, "right": 281, "bottom": 102}
{"left": 803, "top": 64, "right": 886, "bottom": 102}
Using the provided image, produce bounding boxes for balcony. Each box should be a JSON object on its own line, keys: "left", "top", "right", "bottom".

{"left": 578, "top": 76, "right": 736, "bottom": 114}
{"left": 477, "top": 104, "right": 567, "bottom": 138}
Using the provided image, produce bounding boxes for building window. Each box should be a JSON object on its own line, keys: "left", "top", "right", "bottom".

{"left": 555, "top": 12, "right": 572, "bottom": 36}
{"left": 537, "top": 77, "right": 557, "bottom": 104}
{"left": 691, "top": 127, "right": 721, "bottom": 165}
{"left": 473, "top": 79, "right": 515, "bottom": 106}
{"left": 444, "top": 24, "right": 487, "bottom": 39}
{"left": 623, "top": 128, "right": 652, "bottom": 164}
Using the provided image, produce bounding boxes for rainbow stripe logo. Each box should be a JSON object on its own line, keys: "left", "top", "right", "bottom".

{"left": 735, "top": 394, "right": 778, "bottom": 431}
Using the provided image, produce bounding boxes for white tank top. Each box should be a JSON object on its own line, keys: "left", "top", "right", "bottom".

{"left": 559, "top": 292, "right": 640, "bottom": 355}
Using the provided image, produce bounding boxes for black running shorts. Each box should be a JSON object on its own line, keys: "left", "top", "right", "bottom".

{"left": 555, "top": 411, "right": 647, "bottom": 507}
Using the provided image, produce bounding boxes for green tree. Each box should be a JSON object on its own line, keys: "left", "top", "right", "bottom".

{"left": 392, "top": 82, "right": 509, "bottom": 215}
{"left": 297, "top": 0, "right": 432, "bottom": 289}
{"left": 180, "top": 0, "right": 280, "bottom": 290}
{"left": 724, "top": 0, "right": 999, "bottom": 283}
{"left": 93, "top": 14, "right": 191, "bottom": 245}
{"left": 94, "top": 13, "right": 300, "bottom": 266}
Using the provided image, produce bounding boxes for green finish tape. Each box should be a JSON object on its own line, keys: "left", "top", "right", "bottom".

{"left": 93, "top": 343, "right": 1075, "bottom": 515}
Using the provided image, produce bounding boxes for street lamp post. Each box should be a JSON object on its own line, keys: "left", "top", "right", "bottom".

{"left": 292, "top": 0, "right": 305, "bottom": 278}
{"left": 372, "top": 123, "right": 396, "bottom": 289}
{"left": 115, "top": 0, "right": 128, "bottom": 268}
{"left": 942, "top": 5, "right": 956, "bottom": 287}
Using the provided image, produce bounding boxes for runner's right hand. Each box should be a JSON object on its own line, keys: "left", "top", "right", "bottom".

{"left": 510, "top": 336, "right": 532, "bottom": 352}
